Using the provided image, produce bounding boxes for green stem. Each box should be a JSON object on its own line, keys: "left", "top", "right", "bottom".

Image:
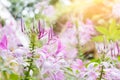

{"left": 99, "top": 53, "right": 105, "bottom": 80}
{"left": 75, "top": 21, "right": 82, "bottom": 59}
{"left": 24, "top": 55, "right": 34, "bottom": 80}
{"left": 2, "top": 71, "right": 8, "bottom": 80}
{"left": 99, "top": 65, "right": 104, "bottom": 80}
{"left": 24, "top": 33, "right": 35, "bottom": 80}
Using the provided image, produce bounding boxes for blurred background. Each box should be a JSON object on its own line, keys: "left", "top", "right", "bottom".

{"left": 1, "top": 0, "right": 120, "bottom": 26}
{"left": 1, "top": 0, "right": 120, "bottom": 59}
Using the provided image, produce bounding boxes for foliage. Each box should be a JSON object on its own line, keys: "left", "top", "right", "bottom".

{"left": 93, "top": 19, "right": 120, "bottom": 42}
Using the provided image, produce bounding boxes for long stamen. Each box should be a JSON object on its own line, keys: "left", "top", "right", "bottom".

{"left": 47, "top": 27, "right": 52, "bottom": 44}
{"left": 41, "top": 27, "right": 44, "bottom": 36}
{"left": 38, "top": 20, "right": 41, "bottom": 39}
{"left": 49, "top": 27, "right": 52, "bottom": 40}
{"left": 21, "top": 18, "right": 24, "bottom": 32}
{"left": 51, "top": 27, "right": 53, "bottom": 39}
{"left": 48, "top": 28, "right": 50, "bottom": 41}
{"left": 111, "top": 48, "right": 113, "bottom": 57}
{"left": 38, "top": 20, "right": 41, "bottom": 33}
{"left": 116, "top": 42, "right": 120, "bottom": 56}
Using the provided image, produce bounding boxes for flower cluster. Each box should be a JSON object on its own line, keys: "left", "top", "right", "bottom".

{"left": 1, "top": 1, "right": 120, "bottom": 79}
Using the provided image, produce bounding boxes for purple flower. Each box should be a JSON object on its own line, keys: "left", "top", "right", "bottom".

{"left": 65, "top": 21, "right": 73, "bottom": 28}
{"left": 0, "top": 35, "right": 8, "bottom": 50}
{"left": 54, "top": 71, "right": 64, "bottom": 80}
{"left": 96, "top": 41, "right": 120, "bottom": 57}
{"left": 86, "top": 71, "right": 98, "bottom": 80}
{"left": 71, "top": 59, "right": 84, "bottom": 70}
{"left": 79, "top": 19, "right": 95, "bottom": 45}
{"left": 104, "top": 68, "right": 120, "bottom": 80}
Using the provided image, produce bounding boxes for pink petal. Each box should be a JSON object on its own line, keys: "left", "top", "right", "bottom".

{"left": 0, "top": 35, "right": 8, "bottom": 49}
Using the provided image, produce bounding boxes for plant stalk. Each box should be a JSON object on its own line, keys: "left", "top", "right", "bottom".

{"left": 24, "top": 33, "right": 35, "bottom": 80}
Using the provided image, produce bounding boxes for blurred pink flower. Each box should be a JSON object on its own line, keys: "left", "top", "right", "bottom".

{"left": 0, "top": 35, "right": 8, "bottom": 50}
{"left": 0, "top": 24, "right": 22, "bottom": 50}
{"left": 95, "top": 41, "right": 120, "bottom": 57}
{"left": 34, "top": 38, "right": 67, "bottom": 79}
{"left": 60, "top": 26, "right": 78, "bottom": 59}
{"left": 43, "top": 5, "right": 55, "bottom": 17}
{"left": 104, "top": 68, "right": 120, "bottom": 80}
{"left": 112, "top": 3, "right": 120, "bottom": 18}
{"left": 65, "top": 21, "right": 73, "bottom": 28}
{"left": 86, "top": 71, "right": 98, "bottom": 80}
{"left": 79, "top": 19, "right": 95, "bottom": 45}
{"left": 71, "top": 59, "right": 84, "bottom": 70}
{"left": 12, "top": 47, "right": 29, "bottom": 65}
{"left": 54, "top": 71, "right": 65, "bottom": 80}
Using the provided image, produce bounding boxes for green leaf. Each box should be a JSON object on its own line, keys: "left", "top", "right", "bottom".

{"left": 95, "top": 20, "right": 120, "bottom": 42}
{"left": 95, "top": 27, "right": 108, "bottom": 35}
{"left": 85, "top": 59, "right": 100, "bottom": 67}
{"left": 109, "top": 19, "right": 116, "bottom": 33}
{"left": 10, "top": 74, "right": 19, "bottom": 80}
{"left": 118, "top": 56, "right": 120, "bottom": 61}
{"left": 92, "top": 36, "right": 104, "bottom": 42}
{"left": 66, "top": 67, "right": 73, "bottom": 72}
